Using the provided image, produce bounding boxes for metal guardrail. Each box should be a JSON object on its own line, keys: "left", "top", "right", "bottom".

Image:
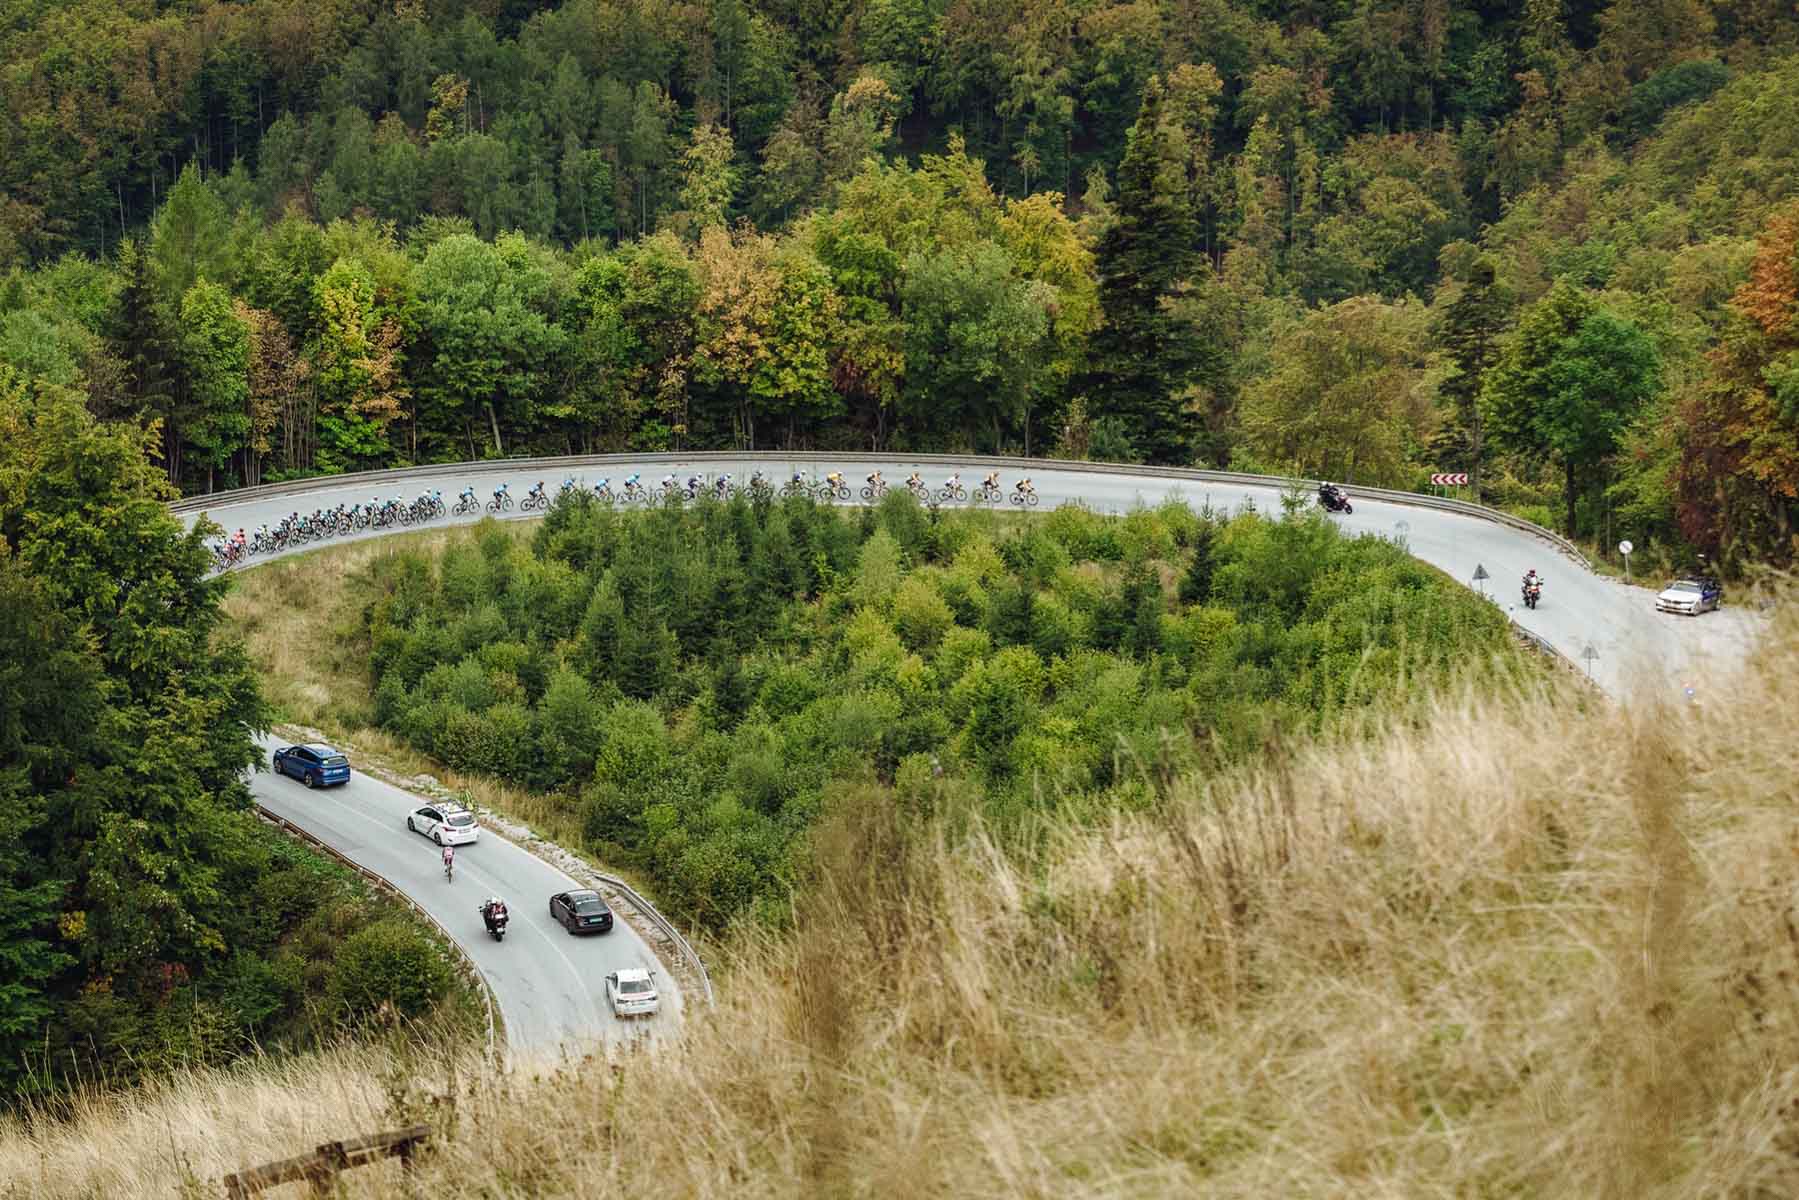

{"left": 591, "top": 872, "right": 714, "bottom": 1006}
{"left": 169, "top": 452, "right": 1590, "bottom": 568}
{"left": 255, "top": 804, "right": 499, "bottom": 1055}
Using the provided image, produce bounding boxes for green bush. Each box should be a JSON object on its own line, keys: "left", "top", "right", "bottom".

{"left": 328, "top": 919, "right": 454, "bottom": 1020}
{"left": 356, "top": 498, "right": 1525, "bottom": 934}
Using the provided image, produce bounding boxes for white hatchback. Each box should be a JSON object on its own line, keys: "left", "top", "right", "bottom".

{"left": 605, "top": 968, "right": 660, "bottom": 1018}
{"left": 406, "top": 800, "right": 480, "bottom": 846}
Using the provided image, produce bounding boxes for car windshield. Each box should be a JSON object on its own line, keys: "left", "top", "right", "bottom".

{"left": 573, "top": 898, "right": 604, "bottom": 913}
{"left": 1670, "top": 582, "right": 1701, "bottom": 593}
{"left": 447, "top": 812, "right": 475, "bottom": 826}
{"left": 323, "top": 756, "right": 348, "bottom": 766}
{"left": 620, "top": 979, "right": 653, "bottom": 994}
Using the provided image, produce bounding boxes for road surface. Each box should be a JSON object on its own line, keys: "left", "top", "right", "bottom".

{"left": 253, "top": 735, "right": 681, "bottom": 1054}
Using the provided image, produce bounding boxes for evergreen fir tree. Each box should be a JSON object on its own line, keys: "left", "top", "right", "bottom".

{"left": 1436, "top": 258, "right": 1506, "bottom": 497}
{"left": 1178, "top": 524, "right": 1216, "bottom": 605}
{"left": 1084, "top": 78, "right": 1217, "bottom": 465}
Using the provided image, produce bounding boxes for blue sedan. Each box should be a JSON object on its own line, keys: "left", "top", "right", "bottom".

{"left": 272, "top": 743, "right": 352, "bottom": 788}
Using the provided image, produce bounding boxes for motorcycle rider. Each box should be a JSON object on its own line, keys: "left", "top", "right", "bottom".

{"left": 482, "top": 896, "right": 508, "bottom": 931}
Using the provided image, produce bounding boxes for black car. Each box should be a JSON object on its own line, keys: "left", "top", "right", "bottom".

{"left": 550, "top": 889, "right": 614, "bottom": 935}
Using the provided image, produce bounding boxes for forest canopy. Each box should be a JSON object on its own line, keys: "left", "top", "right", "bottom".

{"left": 3, "top": 0, "right": 1798, "bottom": 565}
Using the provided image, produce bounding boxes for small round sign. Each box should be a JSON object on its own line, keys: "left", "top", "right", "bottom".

{"left": 1619, "top": 540, "right": 1633, "bottom": 555}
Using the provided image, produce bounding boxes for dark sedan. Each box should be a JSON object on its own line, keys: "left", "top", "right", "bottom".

{"left": 550, "top": 889, "right": 614, "bottom": 935}
{"left": 272, "top": 743, "right": 351, "bottom": 788}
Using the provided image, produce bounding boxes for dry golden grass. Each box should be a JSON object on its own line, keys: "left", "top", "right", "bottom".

{"left": 13, "top": 591, "right": 1796, "bottom": 1196}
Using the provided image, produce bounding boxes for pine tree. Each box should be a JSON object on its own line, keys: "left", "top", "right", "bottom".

{"left": 111, "top": 240, "right": 183, "bottom": 481}
{"left": 1437, "top": 258, "right": 1506, "bottom": 497}
{"left": 1084, "top": 77, "right": 1217, "bottom": 465}
{"left": 1178, "top": 524, "right": 1216, "bottom": 605}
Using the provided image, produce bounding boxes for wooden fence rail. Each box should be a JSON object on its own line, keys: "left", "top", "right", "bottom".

{"left": 222, "top": 1124, "right": 429, "bottom": 1198}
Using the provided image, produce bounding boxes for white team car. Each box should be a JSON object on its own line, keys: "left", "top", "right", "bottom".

{"left": 406, "top": 799, "right": 481, "bottom": 845}
{"left": 1655, "top": 576, "right": 1722, "bottom": 616}
{"left": 605, "top": 968, "right": 660, "bottom": 1018}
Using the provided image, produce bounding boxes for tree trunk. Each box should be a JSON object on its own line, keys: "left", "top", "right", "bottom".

{"left": 486, "top": 403, "right": 504, "bottom": 457}
{"left": 1564, "top": 458, "right": 1577, "bottom": 537}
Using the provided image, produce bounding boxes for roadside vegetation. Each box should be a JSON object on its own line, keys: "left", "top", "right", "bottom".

{"left": 6, "top": 596, "right": 1791, "bottom": 1198}
{"left": 345, "top": 490, "right": 1533, "bottom": 935}
{"left": 0, "top": 387, "right": 480, "bottom": 1103}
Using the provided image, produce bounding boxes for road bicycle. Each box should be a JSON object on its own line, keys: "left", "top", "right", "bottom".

{"left": 486, "top": 493, "right": 515, "bottom": 514}
{"left": 1009, "top": 487, "right": 1040, "bottom": 507}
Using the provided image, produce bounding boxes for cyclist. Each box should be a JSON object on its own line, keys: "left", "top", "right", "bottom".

{"left": 984, "top": 471, "right": 1000, "bottom": 491}
{"left": 528, "top": 480, "right": 546, "bottom": 499}
{"left": 867, "top": 470, "right": 884, "bottom": 488}
{"left": 825, "top": 471, "right": 844, "bottom": 490}
{"left": 624, "top": 473, "right": 641, "bottom": 492}
{"left": 441, "top": 842, "right": 455, "bottom": 878}
{"left": 791, "top": 470, "right": 805, "bottom": 485}
{"left": 594, "top": 477, "right": 611, "bottom": 494}
{"left": 687, "top": 474, "right": 703, "bottom": 497}
{"left": 492, "top": 481, "right": 509, "bottom": 502}
{"left": 1014, "top": 477, "right": 1035, "bottom": 496}
{"left": 944, "top": 472, "right": 961, "bottom": 491}
{"left": 751, "top": 470, "right": 766, "bottom": 487}
{"left": 460, "top": 485, "right": 476, "bottom": 505}
{"left": 907, "top": 471, "right": 924, "bottom": 490}
{"left": 715, "top": 473, "right": 732, "bottom": 496}
{"left": 562, "top": 475, "right": 577, "bottom": 492}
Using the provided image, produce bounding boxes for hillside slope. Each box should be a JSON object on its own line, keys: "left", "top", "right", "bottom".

{"left": 5, "top": 597, "right": 1793, "bottom": 1197}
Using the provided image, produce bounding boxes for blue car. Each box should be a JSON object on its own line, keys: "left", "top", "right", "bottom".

{"left": 272, "top": 743, "right": 352, "bottom": 788}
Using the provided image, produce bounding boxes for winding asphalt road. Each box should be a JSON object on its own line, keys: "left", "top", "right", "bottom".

{"left": 190, "top": 455, "right": 1764, "bottom": 1051}
{"left": 252, "top": 733, "right": 681, "bottom": 1054}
